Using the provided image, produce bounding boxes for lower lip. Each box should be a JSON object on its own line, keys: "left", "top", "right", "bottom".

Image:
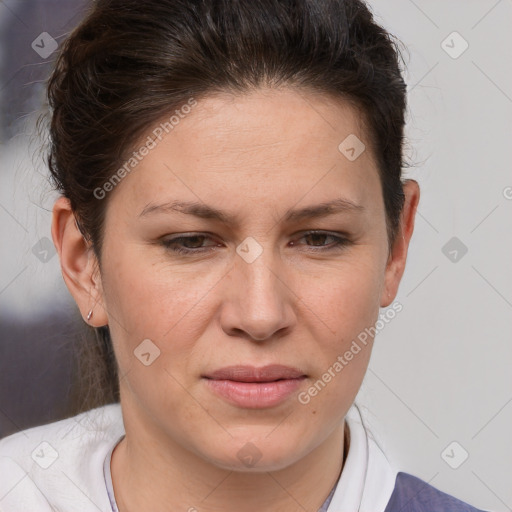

{"left": 204, "top": 377, "right": 306, "bottom": 409}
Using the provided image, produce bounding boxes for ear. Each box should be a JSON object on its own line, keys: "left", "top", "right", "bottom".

{"left": 51, "top": 196, "right": 108, "bottom": 326}
{"left": 380, "top": 179, "right": 420, "bottom": 307}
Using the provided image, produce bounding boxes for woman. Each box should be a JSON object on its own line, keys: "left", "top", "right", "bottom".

{"left": 0, "top": 0, "right": 489, "bottom": 511}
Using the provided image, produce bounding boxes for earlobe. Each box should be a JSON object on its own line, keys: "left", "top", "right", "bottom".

{"left": 51, "top": 196, "right": 109, "bottom": 326}
{"left": 380, "top": 180, "right": 420, "bottom": 308}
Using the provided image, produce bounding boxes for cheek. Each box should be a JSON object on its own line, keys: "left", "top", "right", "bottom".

{"left": 99, "top": 245, "right": 230, "bottom": 377}
{"left": 102, "top": 248, "right": 208, "bottom": 329}
{"left": 296, "top": 252, "right": 385, "bottom": 398}
{"left": 301, "top": 252, "right": 385, "bottom": 335}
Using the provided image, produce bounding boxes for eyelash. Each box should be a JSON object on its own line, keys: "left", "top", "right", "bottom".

{"left": 161, "top": 231, "right": 351, "bottom": 255}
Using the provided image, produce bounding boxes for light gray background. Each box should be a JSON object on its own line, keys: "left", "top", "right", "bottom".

{"left": 0, "top": 1, "right": 510, "bottom": 510}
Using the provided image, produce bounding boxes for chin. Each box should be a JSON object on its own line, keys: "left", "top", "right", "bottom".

{"left": 200, "top": 434, "right": 306, "bottom": 473}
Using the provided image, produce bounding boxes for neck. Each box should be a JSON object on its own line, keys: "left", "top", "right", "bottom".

{"left": 111, "top": 400, "right": 348, "bottom": 512}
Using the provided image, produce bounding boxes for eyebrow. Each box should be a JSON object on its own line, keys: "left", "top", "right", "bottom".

{"left": 138, "top": 198, "right": 365, "bottom": 224}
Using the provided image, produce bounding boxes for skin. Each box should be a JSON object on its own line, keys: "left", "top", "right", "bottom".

{"left": 52, "top": 87, "right": 419, "bottom": 512}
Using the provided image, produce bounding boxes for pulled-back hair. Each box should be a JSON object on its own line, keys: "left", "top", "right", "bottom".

{"left": 45, "top": 0, "right": 409, "bottom": 413}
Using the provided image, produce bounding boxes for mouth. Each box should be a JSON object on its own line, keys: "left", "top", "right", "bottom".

{"left": 202, "top": 365, "right": 307, "bottom": 409}
{"left": 203, "top": 364, "right": 306, "bottom": 382}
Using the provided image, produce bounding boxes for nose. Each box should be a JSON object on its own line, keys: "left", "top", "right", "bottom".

{"left": 219, "top": 246, "right": 296, "bottom": 342}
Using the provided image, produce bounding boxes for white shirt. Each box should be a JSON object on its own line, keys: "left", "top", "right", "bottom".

{"left": 0, "top": 403, "right": 397, "bottom": 512}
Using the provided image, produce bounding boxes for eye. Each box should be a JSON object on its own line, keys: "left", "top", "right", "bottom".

{"left": 161, "top": 234, "right": 220, "bottom": 255}
{"left": 291, "top": 231, "right": 350, "bottom": 251}
{"left": 160, "top": 230, "right": 351, "bottom": 256}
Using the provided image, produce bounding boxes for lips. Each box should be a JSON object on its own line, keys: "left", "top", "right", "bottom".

{"left": 202, "top": 365, "right": 307, "bottom": 409}
{"left": 203, "top": 365, "right": 306, "bottom": 382}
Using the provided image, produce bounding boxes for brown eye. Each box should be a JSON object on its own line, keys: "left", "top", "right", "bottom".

{"left": 291, "top": 231, "right": 350, "bottom": 251}
{"left": 161, "top": 234, "right": 220, "bottom": 255}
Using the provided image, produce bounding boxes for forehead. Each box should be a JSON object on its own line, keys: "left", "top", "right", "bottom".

{"left": 107, "top": 87, "right": 382, "bottom": 221}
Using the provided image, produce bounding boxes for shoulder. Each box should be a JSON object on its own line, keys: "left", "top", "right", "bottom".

{"left": 0, "top": 402, "right": 124, "bottom": 463}
{"left": 384, "top": 472, "right": 490, "bottom": 512}
{"left": 0, "top": 403, "right": 124, "bottom": 512}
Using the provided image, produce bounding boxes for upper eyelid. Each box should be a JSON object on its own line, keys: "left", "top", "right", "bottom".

{"left": 162, "top": 231, "right": 349, "bottom": 249}
{"left": 163, "top": 230, "right": 347, "bottom": 241}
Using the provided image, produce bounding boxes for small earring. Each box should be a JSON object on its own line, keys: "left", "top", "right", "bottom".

{"left": 86, "top": 309, "right": 93, "bottom": 321}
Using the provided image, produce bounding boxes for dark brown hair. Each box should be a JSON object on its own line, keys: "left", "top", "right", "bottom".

{"left": 45, "top": 0, "right": 409, "bottom": 413}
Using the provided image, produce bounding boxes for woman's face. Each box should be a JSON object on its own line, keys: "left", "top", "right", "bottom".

{"left": 56, "top": 87, "right": 417, "bottom": 471}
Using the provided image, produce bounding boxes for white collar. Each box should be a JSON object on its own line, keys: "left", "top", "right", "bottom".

{"left": 326, "top": 404, "right": 397, "bottom": 512}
